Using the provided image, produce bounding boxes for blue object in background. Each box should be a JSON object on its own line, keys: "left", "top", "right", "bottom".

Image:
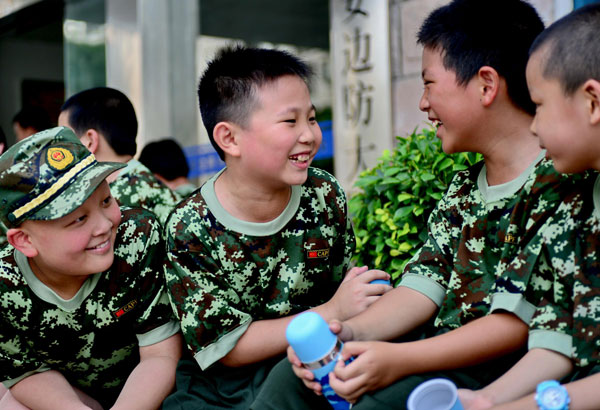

{"left": 184, "top": 120, "right": 334, "bottom": 179}
{"left": 575, "top": 0, "right": 600, "bottom": 8}
{"left": 314, "top": 120, "right": 334, "bottom": 161}
{"left": 183, "top": 143, "right": 226, "bottom": 179}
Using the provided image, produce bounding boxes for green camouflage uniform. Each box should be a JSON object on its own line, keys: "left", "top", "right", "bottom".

{"left": 162, "top": 167, "right": 354, "bottom": 409}
{"left": 399, "top": 154, "right": 580, "bottom": 331}
{"left": 110, "top": 159, "right": 181, "bottom": 225}
{"left": 251, "top": 154, "right": 587, "bottom": 410}
{"left": 529, "top": 172, "right": 600, "bottom": 372}
{"left": 174, "top": 182, "right": 198, "bottom": 198}
{"left": 0, "top": 208, "right": 180, "bottom": 408}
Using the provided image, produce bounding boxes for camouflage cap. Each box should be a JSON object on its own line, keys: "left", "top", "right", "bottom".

{"left": 0, "top": 126, "right": 125, "bottom": 228}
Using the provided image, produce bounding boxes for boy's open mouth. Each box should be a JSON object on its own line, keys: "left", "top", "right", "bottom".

{"left": 87, "top": 239, "right": 110, "bottom": 251}
{"left": 289, "top": 153, "right": 310, "bottom": 163}
{"left": 432, "top": 120, "right": 443, "bottom": 128}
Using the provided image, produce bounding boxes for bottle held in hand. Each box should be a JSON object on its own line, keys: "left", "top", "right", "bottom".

{"left": 286, "top": 312, "right": 351, "bottom": 410}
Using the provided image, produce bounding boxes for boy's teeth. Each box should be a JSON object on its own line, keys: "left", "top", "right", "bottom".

{"left": 290, "top": 154, "right": 310, "bottom": 162}
{"left": 90, "top": 240, "right": 108, "bottom": 250}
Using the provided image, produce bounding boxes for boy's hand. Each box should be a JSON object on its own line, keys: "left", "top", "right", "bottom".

{"left": 328, "top": 319, "right": 354, "bottom": 342}
{"left": 328, "top": 341, "right": 400, "bottom": 403}
{"left": 287, "top": 345, "right": 323, "bottom": 395}
{"left": 457, "top": 389, "right": 494, "bottom": 410}
{"left": 329, "top": 266, "right": 392, "bottom": 320}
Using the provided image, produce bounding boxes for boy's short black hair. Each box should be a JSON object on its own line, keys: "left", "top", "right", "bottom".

{"left": 530, "top": 4, "right": 600, "bottom": 96}
{"left": 12, "top": 106, "right": 53, "bottom": 131}
{"left": 61, "top": 87, "right": 138, "bottom": 156}
{"left": 417, "top": 0, "right": 544, "bottom": 115}
{"left": 198, "top": 46, "right": 312, "bottom": 160}
{"left": 139, "top": 138, "right": 190, "bottom": 181}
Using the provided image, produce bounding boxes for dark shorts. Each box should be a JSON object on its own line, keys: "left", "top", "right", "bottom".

{"left": 251, "top": 342, "right": 525, "bottom": 410}
{"left": 162, "top": 354, "right": 284, "bottom": 410}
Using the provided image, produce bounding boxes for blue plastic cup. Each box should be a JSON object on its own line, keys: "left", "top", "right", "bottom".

{"left": 407, "top": 378, "right": 464, "bottom": 410}
{"left": 370, "top": 279, "right": 391, "bottom": 285}
{"left": 286, "top": 312, "right": 351, "bottom": 410}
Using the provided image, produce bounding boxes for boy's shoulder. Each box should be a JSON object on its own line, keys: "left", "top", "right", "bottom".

{"left": 0, "top": 244, "right": 25, "bottom": 291}
{"left": 110, "top": 159, "right": 180, "bottom": 201}
{"left": 165, "top": 167, "right": 349, "bottom": 243}
{"left": 114, "top": 207, "right": 162, "bottom": 254}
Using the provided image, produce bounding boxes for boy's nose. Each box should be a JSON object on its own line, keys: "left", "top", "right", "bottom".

{"left": 94, "top": 212, "right": 114, "bottom": 236}
{"left": 418, "top": 92, "right": 429, "bottom": 112}
{"left": 299, "top": 124, "right": 321, "bottom": 144}
{"left": 529, "top": 116, "right": 538, "bottom": 136}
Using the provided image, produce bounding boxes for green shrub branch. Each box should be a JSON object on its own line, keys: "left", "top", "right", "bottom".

{"left": 349, "top": 126, "right": 481, "bottom": 283}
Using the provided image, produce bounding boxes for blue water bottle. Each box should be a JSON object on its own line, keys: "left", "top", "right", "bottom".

{"left": 286, "top": 312, "right": 351, "bottom": 410}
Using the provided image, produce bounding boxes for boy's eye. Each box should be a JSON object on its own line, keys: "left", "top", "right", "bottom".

{"left": 69, "top": 214, "right": 87, "bottom": 225}
{"left": 102, "top": 195, "right": 113, "bottom": 206}
{"left": 309, "top": 116, "right": 317, "bottom": 123}
{"left": 284, "top": 119, "right": 296, "bottom": 124}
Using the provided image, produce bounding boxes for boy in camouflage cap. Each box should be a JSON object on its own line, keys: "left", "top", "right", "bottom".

{"left": 0, "top": 127, "right": 181, "bottom": 409}
{"left": 161, "top": 46, "right": 391, "bottom": 409}
{"left": 459, "top": 5, "right": 600, "bottom": 409}
{"left": 252, "top": 1, "right": 593, "bottom": 409}
{"left": 58, "top": 87, "right": 182, "bottom": 225}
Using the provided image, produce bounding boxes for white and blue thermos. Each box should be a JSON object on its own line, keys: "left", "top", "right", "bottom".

{"left": 286, "top": 312, "right": 351, "bottom": 410}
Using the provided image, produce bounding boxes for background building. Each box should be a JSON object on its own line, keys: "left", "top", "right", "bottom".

{"left": 0, "top": 0, "right": 593, "bottom": 189}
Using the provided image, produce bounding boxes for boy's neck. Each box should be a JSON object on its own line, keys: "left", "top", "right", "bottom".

{"left": 479, "top": 108, "right": 542, "bottom": 186}
{"left": 214, "top": 168, "right": 292, "bottom": 223}
{"left": 28, "top": 258, "right": 89, "bottom": 300}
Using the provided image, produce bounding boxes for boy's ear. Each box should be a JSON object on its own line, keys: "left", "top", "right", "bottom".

{"left": 6, "top": 228, "right": 39, "bottom": 258}
{"left": 213, "top": 122, "right": 241, "bottom": 158}
{"left": 477, "top": 66, "right": 500, "bottom": 107}
{"left": 80, "top": 129, "right": 101, "bottom": 154}
{"left": 582, "top": 79, "right": 600, "bottom": 125}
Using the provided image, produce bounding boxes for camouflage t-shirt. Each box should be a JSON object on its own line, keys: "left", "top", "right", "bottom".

{"left": 164, "top": 167, "right": 355, "bottom": 370}
{"left": 529, "top": 172, "right": 600, "bottom": 368}
{"left": 0, "top": 208, "right": 180, "bottom": 407}
{"left": 110, "top": 159, "right": 181, "bottom": 225}
{"left": 400, "top": 153, "right": 582, "bottom": 331}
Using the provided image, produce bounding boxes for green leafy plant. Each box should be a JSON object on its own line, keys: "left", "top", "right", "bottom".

{"left": 349, "top": 126, "right": 481, "bottom": 282}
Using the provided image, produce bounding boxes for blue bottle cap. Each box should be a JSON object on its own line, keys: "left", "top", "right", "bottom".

{"left": 286, "top": 312, "right": 337, "bottom": 363}
{"left": 370, "top": 279, "right": 391, "bottom": 285}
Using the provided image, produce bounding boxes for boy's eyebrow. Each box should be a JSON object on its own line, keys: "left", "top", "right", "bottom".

{"left": 277, "top": 104, "right": 317, "bottom": 116}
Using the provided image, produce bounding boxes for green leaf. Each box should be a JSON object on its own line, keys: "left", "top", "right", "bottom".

{"left": 420, "top": 172, "right": 435, "bottom": 182}
{"left": 397, "top": 193, "right": 414, "bottom": 202}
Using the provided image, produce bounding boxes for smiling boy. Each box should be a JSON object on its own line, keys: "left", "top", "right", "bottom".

{"left": 161, "top": 46, "right": 390, "bottom": 409}
{"left": 0, "top": 127, "right": 181, "bottom": 409}
{"left": 458, "top": 5, "right": 600, "bottom": 410}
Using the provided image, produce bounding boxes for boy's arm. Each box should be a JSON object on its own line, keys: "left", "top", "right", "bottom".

{"left": 111, "top": 333, "right": 181, "bottom": 410}
{"left": 9, "top": 370, "right": 100, "bottom": 410}
{"left": 330, "top": 312, "right": 527, "bottom": 403}
{"left": 220, "top": 266, "right": 392, "bottom": 367}
{"left": 337, "top": 285, "right": 439, "bottom": 342}
{"left": 458, "top": 348, "right": 573, "bottom": 409}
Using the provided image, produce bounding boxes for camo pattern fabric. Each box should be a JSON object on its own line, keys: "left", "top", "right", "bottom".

{"left": 110, "top": 159, "right": 181, "bottom": 225}
{"left": 400, "top": 157, "right": 584, "bottom": 331}
{"left": 0, "top": 208, "right": 178, "bottom": 407}
{"left": 529, "top": 172, "right": 600, "bottom": 367}
{"left": 164, "top": 167, "right": 354, "bottom": 369}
